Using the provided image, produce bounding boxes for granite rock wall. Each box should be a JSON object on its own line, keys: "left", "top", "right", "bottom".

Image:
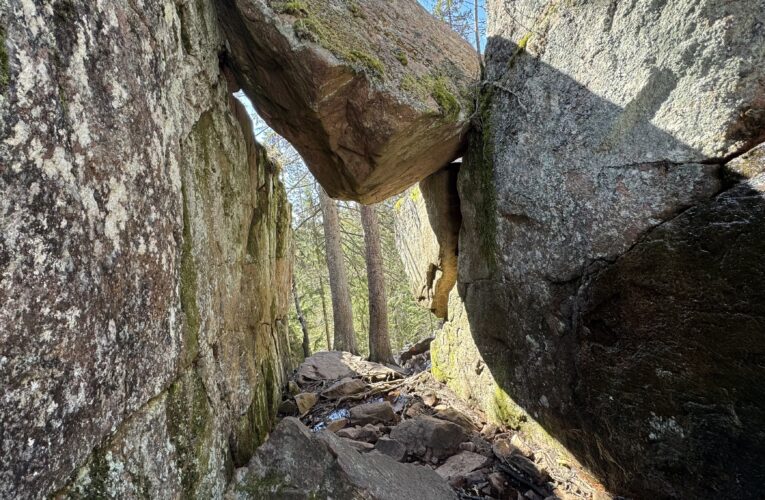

{"left": 0, "top": 1, "right": 293, "bottom": 497}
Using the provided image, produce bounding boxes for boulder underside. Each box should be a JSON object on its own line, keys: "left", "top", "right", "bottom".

{"left": 216, "top": 0, "right": 481, "bottom": 203}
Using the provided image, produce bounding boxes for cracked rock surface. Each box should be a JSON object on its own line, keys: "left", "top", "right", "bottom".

{"left": 449, "top": 0, "right": 765, "bottom": 497}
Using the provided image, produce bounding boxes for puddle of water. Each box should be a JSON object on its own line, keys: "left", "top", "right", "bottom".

{"left": 327, "top": 408, "right": 350, "bottom": 421}
{"left": 312, "top": 408, "right": 350, "bottom": 432}
{"left": 392, "top": 394, "right": 410, "bottom": 413}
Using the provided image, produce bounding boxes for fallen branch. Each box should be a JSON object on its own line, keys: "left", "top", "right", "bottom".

{"left": 335, "top": 379, "right": 407, "bottom": 405}
{"left": 496, "top": 462, "right": 552, "bottom": 498}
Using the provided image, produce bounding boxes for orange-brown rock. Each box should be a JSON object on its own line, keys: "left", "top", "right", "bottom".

{"left": 217, "top": 0, "right": 480, "bottom": 203}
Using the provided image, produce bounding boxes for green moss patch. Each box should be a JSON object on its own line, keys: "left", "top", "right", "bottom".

{"left": 491, "top": 386, "right": 529, "bottom": 429}
{"left": 0, "top": 25, "right": 9, "bottom": 92}
{"left": 179, "top": 182, "right": 200, "bottom": 366}
{"left": 468, "top": 85, "right": 498, "bottom": 269}
{"left": 400, "top": 74, "right": 462, "bottom": 118}
{"left": 347, "top": 50, "right": 384, "bottom": 77}
{"left": 274, "top": 1, "right": 308, "bottom": 16}
{"left": 230, "top": 362, "right": 282, "bottom": 467}
{"left": 274, "top": 178, "right": 291, "bottom": 259}
{"left": 293, "top": 17, "right": 321, "bottom": 43}
{"left": 428, "top": 76, "right": 460, "bottom": 118}
{"left": 345, "top": 0, "right": 363, "bottom": 17}
{"left": 508, "top": 32, "right": 533, "bottom": 69}
{"left": 166, "top": 369, "right": 213, "bottom": 497}
{"left": 289, "top": 5, "right": 385, "bottom": 80}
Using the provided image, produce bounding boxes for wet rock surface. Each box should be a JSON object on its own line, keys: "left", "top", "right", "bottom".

{"left": 263, "top": 351, "right": 604, "bottom": 499}
{"left": 216, "top": 0, "right": 480, "bottom": 203}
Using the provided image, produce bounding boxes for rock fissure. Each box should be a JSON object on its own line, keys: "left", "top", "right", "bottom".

{"left": 558, "top": 142, "right": 765, "bottom": 293}
{"left": 3, "top": 0, "right": 765, "bottom": 498}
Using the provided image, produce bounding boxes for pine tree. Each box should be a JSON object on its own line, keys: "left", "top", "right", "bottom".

{"left": 361, "top": 204, "right": 394, "bottom": 364}
{"left": 319, "top": 187, "right": 358, "bottom": 354}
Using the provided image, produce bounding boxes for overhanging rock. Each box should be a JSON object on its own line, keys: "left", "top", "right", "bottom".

{"left": 217, "top": 0, "right": 481, "bottom": 203}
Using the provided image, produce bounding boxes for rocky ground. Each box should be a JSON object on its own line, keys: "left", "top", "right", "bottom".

{"left": 227, "top": 347, "right": 613, "bottom": 500}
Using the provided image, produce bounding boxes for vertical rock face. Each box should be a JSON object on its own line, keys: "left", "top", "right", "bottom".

{"left": 394, "top": 165, "right": 461, "bottom": 319}
{"left": 216, "top": 0, "right": 480, "bottom": 203}
{"left": 452, "top": 0, "right": 765, "bottom": 497}
{"left": 0, "top": 1, "right": 292, "bottom": 498}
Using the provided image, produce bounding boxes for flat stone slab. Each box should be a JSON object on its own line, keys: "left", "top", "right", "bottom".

{"left": 390, "top": 415, "right": 467, "bottom": 461}
{"left": 296, "top": 351, "right": 403, "bottom": 385}
{"left": 321, "top": 377, "right": 368, "bottom": 399}
{"left": 436, "top": 451, "right": 491, "bottom": 482}
{"left": 229, "top": 417, "right": 457, "bottom": 499}
{"left": 350, "top": 401, "right": 396, "bottom": 425}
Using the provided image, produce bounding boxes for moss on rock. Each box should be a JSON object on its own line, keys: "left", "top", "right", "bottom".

{"left": 274, "top": 1, "right": 308, "bottom": 16}
{"left": 291, "top": 10, "right": 385, "bottom": 79}
{"left": 348, "top": 49, "right": 385, "bottom": 77}
{"left": 0, "top": 25, "right": 8, "bottom": 92}
{"left": 230, "top": 362, "right": 282, "bottom": 467}
{"left": 462, "top": 85, "right": 499, "bottom": 270}
{"left": 345, "top": 0, "right": 362, "bottom": 17}
{"left": 179, "top": 182, "right": 200, "bottom": 366}
{"left": 400, "top": 74, "right": 463, "bottom": 118}
{"left": 165, "top": 369, "right": 213, "bottom": 498}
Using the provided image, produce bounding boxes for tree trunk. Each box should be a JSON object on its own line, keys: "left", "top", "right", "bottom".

{"left": 310, "top": 207, "right": 333, "bottom": 350}
{"left": 318, "top": 275, "right": 332, "bottom": 350}
{"left": 319, "top": 187, "right": 358, "bottom": 354}
{"left": 360, "top": 204, "right": 394, "bottom": 364}
{"left": 292, "top": 279, "right": 311, "bottom": 358}
{"left": 473, "top": 0, "right": 481, "bottom": 55}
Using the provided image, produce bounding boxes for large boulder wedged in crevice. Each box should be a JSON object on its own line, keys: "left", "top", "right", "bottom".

{"left": 394, "top": 164, "right": 461, "bottom": 319}
{"left": 216, "top": 0, "right": 480, "bottom": 203}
